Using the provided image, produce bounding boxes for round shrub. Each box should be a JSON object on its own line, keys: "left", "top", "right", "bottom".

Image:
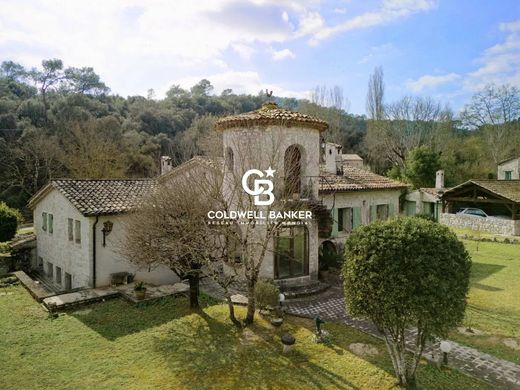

{"left": 0, "top": 202, "right": 22, "bottom": 242}
{"left": 343, "top": 217, "right": 471, "bottom": 386}
{"left": 255, "top": 279, "right": 280, "bottom": 310}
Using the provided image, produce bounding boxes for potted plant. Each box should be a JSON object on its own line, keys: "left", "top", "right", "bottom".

{"left": 134, "top": 281, "right": 146, "bottom": 300}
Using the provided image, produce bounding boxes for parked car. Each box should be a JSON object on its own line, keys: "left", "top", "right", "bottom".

{"left": 456, "top": 208, "right": 488, "bottom": 218}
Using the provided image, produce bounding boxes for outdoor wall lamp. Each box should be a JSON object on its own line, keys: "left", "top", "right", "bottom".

{"left": 102, "top": 221, "right": 113, "bottom": 247}
{"left": 440, "top": 340, "right": 452, "bottom": 365}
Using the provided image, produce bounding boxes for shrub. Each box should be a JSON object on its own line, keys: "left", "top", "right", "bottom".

{"left": 0, "top": 202, "right": 22, "bottom": 242}
{"left": 343, "top": 217, "right": 471, "bottom": 388}
{"left": 414, "top": 212, "right": 435, "bottom": 222}
{"left": 255, "top": 279, "right": 280, "bottom": 310}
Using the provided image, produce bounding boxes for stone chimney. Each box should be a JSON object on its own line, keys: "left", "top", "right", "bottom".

{"left": 324, "top": 142, "right": 343, "bottom": 175}
{"left": 160, "top": 156, "right": 173, "bottom": 175}
{"left": 435, "top": 170, "right": 444, "bottom": 189}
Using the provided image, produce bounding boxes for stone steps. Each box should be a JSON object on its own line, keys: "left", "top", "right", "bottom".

{"left": 278, "top": 281, "right": 330, "bottom": 299}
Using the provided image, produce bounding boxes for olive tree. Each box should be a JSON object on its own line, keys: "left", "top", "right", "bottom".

{"left": 343, "top": 217, "right": 471, "bottom": 388}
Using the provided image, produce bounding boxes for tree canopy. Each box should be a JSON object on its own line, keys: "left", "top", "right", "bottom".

{"left": 343, "top": 217, "right": 471, "bottom": 387}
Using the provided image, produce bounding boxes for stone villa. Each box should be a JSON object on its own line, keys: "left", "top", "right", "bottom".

{"left": 28, "top": 102, "right": 407, "bottom": 291}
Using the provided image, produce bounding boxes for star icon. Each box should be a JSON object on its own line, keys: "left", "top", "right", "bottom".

{"left": 265, "top": 166, "right": 276, "bottom": 177}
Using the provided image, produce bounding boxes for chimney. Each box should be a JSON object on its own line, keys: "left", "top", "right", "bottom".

{"left": 435, "top": 170, "right": 444, "bottom": 189}
{"left": 160, "top": 156, "right": 173, "bottom": 175}
{"left": 324, "top": 142, "right": 343, "bottom": 175}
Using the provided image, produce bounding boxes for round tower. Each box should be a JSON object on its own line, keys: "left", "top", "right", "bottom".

{"left": 215, "top": 102, "right": 328, "bottom": 201}
{"left": 214, "top": 102, "right": 328, "bottom": 282}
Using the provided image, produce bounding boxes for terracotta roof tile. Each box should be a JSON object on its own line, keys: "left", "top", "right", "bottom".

{"left": 50, "top": 179, "right": 156, "bottom": 216}
{"left": 442, "top": 180, "right": 520, "bottom": 203}
{"left": 319, "top": 166, "right": 408, "bottom": 193}
{"left": 215, "top": 102, "right": 328, "bottom": 132}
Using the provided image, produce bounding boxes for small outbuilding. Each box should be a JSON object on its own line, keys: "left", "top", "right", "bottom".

{"left": 440, "top": 179, "right": 520, "bottom": 236}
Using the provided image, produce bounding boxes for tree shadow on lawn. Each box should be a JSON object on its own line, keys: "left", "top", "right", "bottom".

{"left": 70, "top": 296, "right": 193, "bottom": 340}
{"left": 470, "top": 262, "right": 505, "bottom": 291}
{"left": 151, "top": 308, "right": 391, "bottom": 389}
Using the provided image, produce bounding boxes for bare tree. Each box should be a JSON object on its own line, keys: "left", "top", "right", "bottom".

{"left": 461, "top": 84, "right": 520, "bottom": 163}
{"left": 364, "top": 96, "right": 452, "bottom": 171}
{"left": 366, "top": 66, "right": 385, "bottom": 120}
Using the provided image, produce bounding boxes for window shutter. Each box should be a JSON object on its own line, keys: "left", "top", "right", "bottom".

{"left": 352, "top": 207, "right": 362, "bottom": 229}
{"left": 389, "top": 203, "right": 395, "bottom": 217}
{"left": 370, "top": 205, "right": 377, "bottom": 222}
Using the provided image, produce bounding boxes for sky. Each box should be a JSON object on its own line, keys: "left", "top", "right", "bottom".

{"left": 0, "top": 0, "right": 519, "bottom": 114}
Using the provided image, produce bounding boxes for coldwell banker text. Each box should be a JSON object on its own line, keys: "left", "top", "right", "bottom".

{"left": 207, "top": 210, "right": 313, "bottom": 224}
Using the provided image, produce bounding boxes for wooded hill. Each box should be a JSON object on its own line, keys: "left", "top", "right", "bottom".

{"left": 1, "top": 59, "right": 519, "bottom": 212}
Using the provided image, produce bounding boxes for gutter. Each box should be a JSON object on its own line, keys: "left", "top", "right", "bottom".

{"left": 92, "top": 216, "right": 99, "bottom": 288}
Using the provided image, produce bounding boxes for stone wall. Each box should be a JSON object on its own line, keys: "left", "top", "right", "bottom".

{"left": 440, "top": 213, "right": 520, "bottom": 236}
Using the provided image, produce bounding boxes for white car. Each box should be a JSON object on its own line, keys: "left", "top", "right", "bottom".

{"left": 456, "top": 208, "right": 488, "bottom": 218}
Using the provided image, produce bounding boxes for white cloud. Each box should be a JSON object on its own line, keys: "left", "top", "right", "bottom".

{"left": 232, "top": 44, "right": 256, "bottom": 60}
{"left": 464, "top": 18, "right": 520, "bottom": 90}
{"left": 171, "top": 70, "right": 309, "bottom": 98}
{"left": 309, "top": 0, "right": 437, "bottom": 45}
{"left": 406, "top": 73, "right": 461, "bottom": 92}
{"left": 270, "top": 48, "right": 296, "bottom": 61}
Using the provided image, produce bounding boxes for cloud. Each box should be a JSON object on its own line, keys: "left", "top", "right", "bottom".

{"left": 171, "top": 70, "right": 310, "bottom": 98}
{"left": 232, "top": 43, "right": 256, "bottom": 60}
{"left": 406, "top": 73, "right": 461, "bottom": 92}
{"left": 308, "top": 0, "right": 437, "bottom": 45}
{"left": 464, "top": 18, "right": 520, "bottom": 90}
{"left": 270, "top": 48, "right": 296, "bottom": 61}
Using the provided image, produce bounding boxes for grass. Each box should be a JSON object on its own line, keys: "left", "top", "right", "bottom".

{"left": 0, "top": 285, "right": 488, "bottom": 390}
{"left": 449, "top": 237, "right": 520, "bottom": 364}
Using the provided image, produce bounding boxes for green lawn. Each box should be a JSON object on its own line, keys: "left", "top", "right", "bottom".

{"left": 449, "top": 238, "right": 520, "bottom": 364}
{"left": 0, "top": 285, "right": 488, "bottom": 390}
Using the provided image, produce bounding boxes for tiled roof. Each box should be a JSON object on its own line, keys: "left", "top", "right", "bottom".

{"left": 319, "top": 166, "right": 408, "bottom": 193}
{"left": 419, "top": 187, "right": 453, "bottom": 198}
{"left": 30, "top": 179, "right": 156, "bottom": 216}
{"left": 342, "top": 154, "right": 363, "bottom": 161}
{"left": 442, "top": 180, "right": 520, "bottom": 203}
{"left": 215, "top": 102, "right": 329, "bottom": 132}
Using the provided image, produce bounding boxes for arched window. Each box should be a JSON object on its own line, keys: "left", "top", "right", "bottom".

{"left": 274, "top": 226, "right": 309, "bottom": 279}
{"left": 225, "top": 146, "right": 234, "bottom": 171}
{"left": 284, "top": 145, "right": 302, "bottom": 196}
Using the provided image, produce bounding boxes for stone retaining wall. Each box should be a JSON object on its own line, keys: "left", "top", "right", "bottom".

{"left": 440, "top": 213, "right": 520, "bottom": 236}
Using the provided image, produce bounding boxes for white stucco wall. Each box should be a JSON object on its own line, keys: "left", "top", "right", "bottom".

{"left": 320, "top": 189, "right": 402, "bottom": 246}
{"left": 497, "top": 158, "right": 520, "bottom": 180}
{"left": 94, "top": 215, "right": 179, "bottom": 287}
{"left": 33, "top": 189, "right": 92, "bottom": 289}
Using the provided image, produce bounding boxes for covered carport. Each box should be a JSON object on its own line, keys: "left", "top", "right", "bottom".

{"left": 440, "top": 180, "right": 520, "bottom": 235}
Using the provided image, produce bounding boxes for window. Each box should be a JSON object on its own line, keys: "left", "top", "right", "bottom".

{"left": 48, "top": 213, "right": 53, "bottom": 234}
{"left": 38, "top": 257, "right": 43, "bottom": 269}
{"left": 75, "top": 220, "right": 81, "bottom": 244}
{"left": 505, "top": 171, "right": 512, "bottom": 180}
{"left": 65, "top": 273, "right": 72, "bottom": 290}
{"left": 284, "top": 145, "right": 302, "bottom": 196}
{"left": 274, "top": 226, "right": 309, "bottom": 279}
{"left": 337, "top": 208, "right": 353, "bottom": 232}
{"left": 55, "top": 266, "right": 62, "bottom": 285}
{"left": 376, "top": 204, "right": 389, "bottom": 220}
{"left": 42, "top": 212, "right": 47, "bottom": 231}
{"left": 225, "top": 147, "right": 234, "bottom": 171}
{"left": 68, "top": 218, "right": 74, "bottom": 241}
{"left": 47, "top": 262, "right": 53, "bottom": 278}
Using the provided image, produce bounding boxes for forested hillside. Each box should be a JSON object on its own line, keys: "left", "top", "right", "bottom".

{"left": 1, "top": 59, "right": 519, "bottom": 212}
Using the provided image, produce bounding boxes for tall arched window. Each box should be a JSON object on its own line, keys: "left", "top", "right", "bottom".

{"left": 225, "top": 146, "right": 234, "bottom": 171}
{"left": 284, "top": 145, "right": 302, "bottom": 196}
